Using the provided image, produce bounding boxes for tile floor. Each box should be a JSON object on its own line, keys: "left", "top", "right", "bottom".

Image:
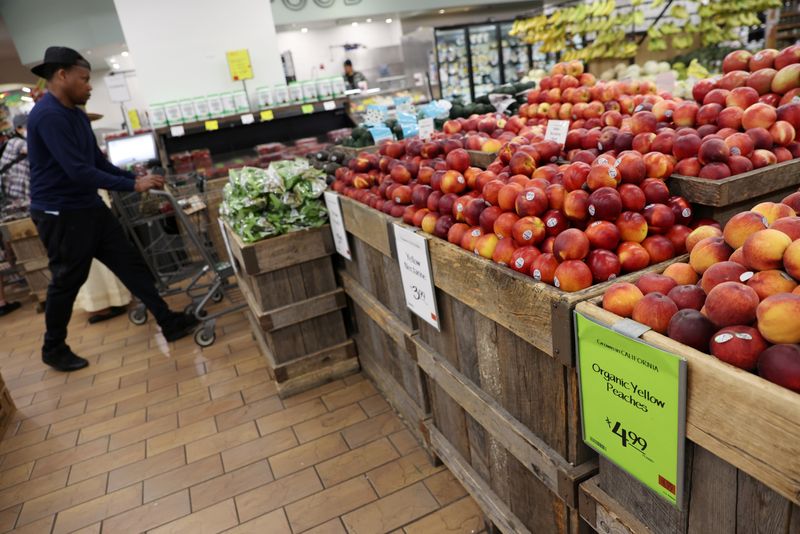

{"left": 0, "top": 290, "right": 485, "bottom": 533}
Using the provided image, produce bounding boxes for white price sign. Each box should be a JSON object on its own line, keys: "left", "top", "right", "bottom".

{"left": 393, "top": 224, "right": 439, "bottom": 329}
{"left": 544, "top": 120, "right": 570, "bottom": 146}
{"left": 323, "top": 100, "right": 336, "bottom": 111}
{"left": 323, "top": 192, "right": 351, "bottom": 260}
{"left": 240, "top": 113, "right": 255, "bottom": 125}
{"left": 169, "top": 125, "right": 185, "bottom": 137}
{"left": 418, "top": 118, "right": 435, "bottom": 141}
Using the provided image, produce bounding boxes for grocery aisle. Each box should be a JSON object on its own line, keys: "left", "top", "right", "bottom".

{"left": 0, "top": 295, "right": 484, "bottom": 533}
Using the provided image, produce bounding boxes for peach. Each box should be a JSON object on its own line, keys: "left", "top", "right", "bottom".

{"left": 587, "top": 187, "right": 622, "bottom": 221}
{"left": 636, "top": 273, "right": 678, "bottom": 295}
{"left": 632, "top": 292, "right": 679, "bottom": 334}
{"left": 632, "top": 132, "right": 656, "bottom": 154}
{"left": 729, "top": 247, "right": 746, "bottom": 266}
{"left": 651, "top": 131, "right": 675, "bottom": 155}
{"left": 642, "top": 235, "right": 675, "bottom": 264}
{"left": 710, "top": 326, "right": 769, "bottom": 371}
{"left": 727, "top": 86, "right": 760, "bottom": 109}
{"left": 690, "top": 236, "right": 734, "bottom": 274}
{"left": 546, "top": 184, "right": 567, "bottom": 211}
{"left": 641, "top": 179, "right": 670, "bottom": 205}
{"left": 675, "top": 157, "right": 701, "bottom": 176}
{"left": 668, "top": 197, "right": 693, "bottom": 226}
{"left": 756, "top": 293, "right": 800, "bottom": 343}
{"left": 631, "top": 111, "right": 658, "bottom": 135}
{"left": 563, "top": 162, "right": 591, "bottom": 191}
{"left": 585, "top": 220, "right": 621, "bottom": 251}
{"left": 464, "top": 198, "right": 489, "bottom": 227}
{"left": 769, "top": 120, "right": 796, "bottom": 146}
{"left": 420, "top": 212, "right": 440, "bottom": 234}
{"left": 479, "top": 206, "right": 504, "bottom": 234}
{"left": 512, "top": 216, "right": 546, "bottom": 246}
{"left": 777, "top": 102, "right": 800, "bottom": 130}
{"left": 747, "top": 269, "right": 798, "bottom": 300}
{"left": 643, "top": 203, "right": 675, "bottom": 234}
{"left": 508, "top": 151, "right": 536, "bottom": 176}
{"left": 515, "top": 187, "right": 549, "bottom": 218}
{"left": 541, "top": 236, "right": 556, "bottom": 254}
{"left": 718, "top": 71, "right": 749, "bottom": 91}
{"left": 553, "top": 228, "right": 590, "bottom": 261}
{"left": 672, "top": 133, "right": 702, "bottom": 161}
{"left": 616, "top": 212, "right": 649, "bottom": 243}
{"left": 587, "top": 157, "right": 620, "bottom": 190}
{"left": 752, "top": 201, "right": 797, "bottom": 224}
{"left": 758, "top": 344, "right": 800, "bottom": 392}
{"left": 510, "top": 246, "right": 541, "bottom": 275}
{"left": 725, "top": 132, "right": 755, "bottom": 157}
{"left": 775, "top": 146, "right": 793, "bottom": 162}
{"left": 775, "top": 44, "right": 800, "bottom": 70}
{"left": 531, "top": 253, "right": 559, "bottom": 284}
{"left": 412, "top": 208, "right": 431, "bottom": 228}
{"left": 553, "top": 260, "right": 593, "bottom": 292}
{"left": 771, "top": 216, "right": 800, "bottom": 242}
{"left": 587, "top": 250, "right": 622, "bottom": 282}
{"left": 750, "top": 49, "right": 779, "bottom": 71}
{"left": 494, "top": 212, "right": 520, "bottom": 239}
{"left": 748, "top": 127, "right": 775, "bottom": 150}
{"left": 602, "top": 282, "right": 644, "bottom": 318}
{"left": 673, "top": 101, "right": 699, "bottom": 127}
{"left": 618, "top": 184, "right": 646, "bottom": 212}
{"left": 438, "top": 193, "right": 459, "bottom": 217}
{"left": 452, "top": 195, "right": 472, "bottom": 222}
{"left": 704, "top": 281, "right": 760, "bottom": 327}
{"left": 699, "top": 162, "right": 732, "bottom": 180}
{"left": 783, "top": 192, "right": 800, "bottom": 213}
{"left": 447, "top": 223, "right": 470, "bottom": 246}
{"left": 771, "top": 63, "right": 800, "bottom": 94}
{"left": 665, "top": 225, "right": 692, "bottom": 255}
{"left": 700, "top": 261, "right": 749, "bottom": 294}
{"left": 433, "top": 215, "right": 455, "bottom": 239}
{"left": 728, "top": 155, "right": 755, "bottom": 175}
{"left": 440, "top": 170, "right": 467, "bottom": 195}
{"left": 697, "top": 103, "right": 723, "bottom": 125}
{"left": 498, "top": 183, "right": 524, "bottom": 212}
{"left": 742, "top": 103, "right": 778, "bottom": 130}
{"left": 564, "top": 190, "right": 590, "bottom": 222}
{"left": 481, "top": 180, "right": 504, "bottom": 206}
{"left": 461, "top": 226, "right": 484, "bottom": 251}
{"left": 692, "top": 79, "right": 716, "bottom": 104}
{"left": 667, "top": 284, "right": 706, "bottom": 311}
{"left": 543, "top": 209, "right": 569, "bottom": 237}
{"left": 784, "top": 239, "right": 800, "bottom": 279}
{"left": 717, "top": 107, "right": 743, "bottom": 130}
{"left": 474, "top": 233, "right": 499, "bottom": 259}
{"left": 618, "top": 241, "right": 651, "bottom": 272}
{"left": 751, "top": 148, "right": 779, "bottom": 168}
{"left": 698, "top": 138, "right": 730, "bottom": 165}
{"left": 643, "top": 152, "right": 674, "bottom": 180}
{"left": 747, "top": 68, "right": 778, "bottom": 95}
{"left": 615, "top": 151, "right": 647, "bottom": 183}
{"left": 723, "top": 50, "right": 753, "bottom": 73}
{"left": 492, "top": 236, "right": 519, "bottom": 265}
{"left": 667, "top": 309, "right": 716, "bottom": 352}
{"left": 704, "top": 89, "right": 728, "bottom": 106}
{"left": 723, "top": 211, "right": 769, "bottom": 248}
{"left": 664, "top": 263, "right": 699, "bottom": 285}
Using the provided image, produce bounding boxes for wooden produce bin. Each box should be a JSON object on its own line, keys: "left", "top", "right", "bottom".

{"left": 668, "top": 159, "right": 800, "bottom": 224}
{"left": 222, "top": 222, "right": 358, "bottom": 398}
{"left": 575, "top": 298, "right": 800, "bottom": 534}
{"left": 0, "top": 372, "right": 16, "bottom": 438}
{"left": 204, "top": 176, "right": 229, "bottom": 262}
{"left": 341, "top": 146, "right": 495, "bottom": 169}
{"left": 336, "top": 196, "right": 431, "bottom": 452}
{"left": 0, "top": 218, "right": 50, "bottom": 308}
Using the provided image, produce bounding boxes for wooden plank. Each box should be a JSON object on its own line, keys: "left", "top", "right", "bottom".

{"left": 339, "top": 195, "right": 393, "bottom": 257}
{"left": 223, "top": 221, "right": 334, "bottom": 275}
{"left": 667, "top": 158, "right": 800, "bottom": 206}
{"left": 0, "top": 218, "right": 38, "bottom": 241}
{"left": 271, "top": 341, "right": 357, "bottom": 383}
{"left": 468, "top": 150, "right": 496, "bottom": 169}
{"left": 426, "top": 421, "right": 532, "bottom": 534}
{"left": 414, "top": 335, "right": 598, "bottom": 508}
{"left": 690, "top": 185, "right": 799, "bottom": 226}
{"left": 579, "top": 477, "right": 656, "bottom": 534}
{"left": 275, "top": 358, "right": 360, "bottom": 399}
{"left": 576, "top": 300, "right": 800, "bottom": 506}
{"left": 254, "top": 289, "right": 347, "bottom": 332}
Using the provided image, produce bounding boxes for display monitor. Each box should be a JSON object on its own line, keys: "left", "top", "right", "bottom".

{"left": 106, "top": 133, "right": 158, "bottom": 167}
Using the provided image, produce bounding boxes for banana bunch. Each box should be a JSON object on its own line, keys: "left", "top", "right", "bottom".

{"left": 686, "top": 58, "right": 710, "bottom": 79}
{"left": 672, "top": 33, "right": 695, "bottom": 49}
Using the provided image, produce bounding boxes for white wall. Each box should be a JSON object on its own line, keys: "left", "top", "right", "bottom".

{"left": 276, "top": 19, "right": 403, "bottom": 82}
{"left": 112, "top": 0, "right": 285, "bottom": 107}
{"left": 86, "top": 69, "right": 148, "bottom": 134}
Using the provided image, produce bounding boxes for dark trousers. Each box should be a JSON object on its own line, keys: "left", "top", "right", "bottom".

{"left": 31, "top": 206, "right": 171, "bottom": 350}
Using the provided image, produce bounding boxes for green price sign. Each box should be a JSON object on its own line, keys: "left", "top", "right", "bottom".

{"left": 575, "top": 312, "right": 687, "bottom": 508}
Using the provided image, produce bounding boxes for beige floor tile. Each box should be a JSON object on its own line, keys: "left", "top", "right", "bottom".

{"left": 185, "top": 421, "right": 258, "bottom": 464}
{"left": 178, "top": 392, "right": 244, "bottom": 427}
{"left": 220, "top": 428, "right": 297, "bottom": 473}
{"left": 359, "top": 394, "right": 391, "bottom": 417}
{"left": 280, "top": 380, "right": 346, "bottom": 408}
{"left": 269, "top": 433, "right": 349, "bottom": 479}
{"left": 176, "top": 367, "right": 238, "bottom": 396}
{"left": 321, "top": 380, "right": 376, "bottom": 411}
{"left": 47, "top": 405, "right": 116, "bottom": 438}
{"left": 316, "top": 437, "right": 400, "bottom": 488}
{"left": 209, "top": 369, "right": 273, "bottom": 399}
{"left": 77, "top": 409, "right": 146, "bottom": 444}
{"left": 147, "top": 387, "right": 210, "bottom": 421}
{"left": 115, "top": 383, "right": 179, "bottom": 417}
{"left": 0, "top": 462, "right": 34, "bottom": 491}
{"left": 342, "top": 482, "right": 439, "bottom": 534}
{"left": 146, "top": 363, "right": 208, "bottom": 393}
{"left": 1, "top": 430, "right": 79, "bottom": 470}
{"left": 189, "top": 458, "right": 273, "bottom": 511}
{"left": 403, "top": 496, "right": 484, "bottom": 534}
{"left": 68, "top": 442, "right": 145, "bottom": 485}
{"left": 285, "top": 476, "right": 377, "bottom": 533}
{"left": 424, "top": 470, "right": 468, "bottom": 507}
{"left": 9, "top": 515, "right": 54, "bottom": 534}
{"left": 29, "top": 436, "right": 109, "bottom": 479}
{"left": 255, "top": 398, "right": 327, "bottom": 436}
{"left": 117, "top": 360, "right": 177, "bottom": 389}
{"left": 0, "top": 504, "right": 20, "bottom": 531}
{"left": 51, "top": 482, "right": 142, "bottom": 534}
{"left": 107, "top": 446, "right": 185, "bottom": 492}
{"left": 293, "top": 404, "right": 368, "bottom": 444}
{"left": 388, "top": 429, "right": 419, "bottom": 456}
{"left": 16, "top": 400, "right": 86, "bottom": 434}
{"left": 146, "top": 417, "right": 217, "bottom": 457}
{"left": 234, "top": 356, "right": 267, "bottom": 375}
{"left": 143, "top": 454, "right": 223, "bottom": 503}
{"left": 303, "top": 518, "right": 348, "bottom": 534}
{"left": 84, "top": 382, "right": 149, "bottom": 412}
{"left": 221, "top": 508, "right": 291, "bottom": 534}
{"left": 101, "top": 489, "right": 191, "bottom": 533}
{"left": 108, "top": 413, "right": 179, "bottom": 451}
{"left": 0, "top": 427, "right": 48, "bottom": 456}
{"left": 215, "top": 395, "right": 283, "bottom": 432}
{"left": 235, "top": 468, "right": 322, "bottom": 523}
{"left": 341, "top": 411, "right": 405, "bottom": 449}
{"left": 53, "top": 378, "right": 121, "bottom": 409}
{"left": 71, "top": 522, "right": 101, "bottom": 534}
{"left": 149, "top": 498, "right": 239, "bottom": 534}
{"left": 367, "top": 449, "right": 444, "bottom": 497}
{"left": 16, "top": 473, "right": 107, "bottom": 527}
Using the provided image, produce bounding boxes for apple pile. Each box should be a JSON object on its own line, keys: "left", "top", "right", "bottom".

{"left": 331, "top": 135, "right": 704, "bottom": 293}
{"left": 602, "top": 190, "right": 800, "bottom": 393}
{"left": 439, "top": 114, "right": 532, "bottom": 155}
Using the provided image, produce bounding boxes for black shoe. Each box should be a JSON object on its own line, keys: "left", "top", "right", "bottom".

{"left": 42, "top": 345, "right": 89, "bottom": 372}
{"left": 88, "top": 306, "right": 127, "bottom": 324}
{"left": 0, "top": 302, "right": 21, "bottom": 317}
{"left": 161, "top": 312, "right": 200, "bottom": 342}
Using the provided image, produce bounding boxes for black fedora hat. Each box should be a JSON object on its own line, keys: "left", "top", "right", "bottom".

{"left": 31, "top": 46, "right": 91, "bottom": 78}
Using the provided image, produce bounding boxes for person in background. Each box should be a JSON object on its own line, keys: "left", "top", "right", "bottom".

{"left": 343, "top": 59, "right": 367, "bottom": 90}
{"left": 0, "top": 114, "right": 31, "bottom": 213}
{"left": 27, "top": 46, "right": 198, "bottom": 372}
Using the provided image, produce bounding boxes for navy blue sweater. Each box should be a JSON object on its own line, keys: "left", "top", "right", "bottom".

{"left": 28, "top": 92, "right": 136, "bottom": 212}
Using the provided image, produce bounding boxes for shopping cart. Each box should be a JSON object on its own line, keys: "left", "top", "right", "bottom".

{"left": 110, "top": 175, "right": 246, "bottom": 346}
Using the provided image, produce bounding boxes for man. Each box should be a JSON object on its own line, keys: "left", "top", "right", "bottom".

{"left": 343, "top": 60, "right": 367, "bottom": 90}
{"left": 27, "top": 46, "right": 198, "bottom": 372}
{"left": 1, "top": 114, "right": 31, "bottom": 213}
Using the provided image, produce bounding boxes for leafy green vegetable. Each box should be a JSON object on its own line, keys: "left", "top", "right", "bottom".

{"left": 221, "top": 161, "right": 328, "bottom": 243}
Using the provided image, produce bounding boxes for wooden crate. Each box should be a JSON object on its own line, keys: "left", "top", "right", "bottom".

{"left": 223, "top": 222, "right": 358, "bottom": 398}
{"left": 0, "top": 218, "right": 46, "bottom": 263}
{"left": 340, "top": 147, "right": 494, "bottom": 169}
{"left": 0, "top": 387, "right": 15, "bottom": 438}
{"left": 575, "top": 299, "right": 800, "bottom": 533}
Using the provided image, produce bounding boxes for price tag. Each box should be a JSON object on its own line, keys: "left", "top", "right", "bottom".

{"left": 204, "top": 120, "right": 219, "bottom": 131}
{"left": 127, "top": 109, "right": 141, "bottom": 130}
{"left": 544, "top": 119, "right": 570, "bottom": 145}
{"left": 323, "top": 100, "right": 336, "bottom": 111}
{"left": 169, "top": 125, "right": 185, "bottom": 137}
{"left": 418, "top": 118, "right": 434, "bottom": 140}
{"left": 393, "top": 224, "right": 439, "bottom": 329}
{"left": 226, "top": 49, "right": 254, "bottom": 81}
{"left": 260, "top": 110, "right": 274, "bottom": 121}
{"left": 575, "top": 312, "right": 687, "bottom": 507}
{"left": 301, "top": 104, "right": 315, "bottom": 114}
{"left": 368, "top": 126, "right": 393, "bottom": 144}
{"left": 323, "top": 192, "right": 351, "bottom": 260}
{"left": 240, "top": 113, "right": 255, "bottom": 125}
{"left": 218, "top": 219, "right": 239, "bottom": 276}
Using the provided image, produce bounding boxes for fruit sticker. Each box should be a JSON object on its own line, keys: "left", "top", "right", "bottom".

{"left": 575, "top": 311, "right": 687, "bottom": 508}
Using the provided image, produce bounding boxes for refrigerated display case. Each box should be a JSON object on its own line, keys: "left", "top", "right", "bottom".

{"left": 469, "top": 24, "right": 501, "bottom": 100}
{"left": 435, "top": 27, "right": 471, "bottom": 102}
{"left": 499, "top": 22, "right": 532, "bottom": 85}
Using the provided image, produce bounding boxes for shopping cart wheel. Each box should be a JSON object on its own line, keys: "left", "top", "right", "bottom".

{"left": 129, "top": 307, "right": 148, "bottom": 325}
{"left": 183, "top": 303, "right": 195, "bottom": 315}
{"left": 211, "top": 290, "right": 224, "bottom": 303}
{"left": 194, "top": 326, "right": 216, "bottom": 347}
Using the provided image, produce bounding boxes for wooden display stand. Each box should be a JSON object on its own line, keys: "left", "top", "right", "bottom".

{"left": 341, "top": 146, "right": 495, "bottom": 169}
{"left": 668, "top": 159, "right": 800, "bottom": 224}
{"left": 0, "top": 218, "right": 50, "bottom": 310}
{"left": 223, "top": 222, "right": 358, "bottom": 398}
{"left": 575, "top": 298, "right": 800, "bottom": 534}
{"left": 0, "top": 372, "right": 15, "bottom": 438}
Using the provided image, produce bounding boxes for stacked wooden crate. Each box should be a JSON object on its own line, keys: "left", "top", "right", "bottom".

{"left": 0, "top": 218, "right": 50, "bottom": 310}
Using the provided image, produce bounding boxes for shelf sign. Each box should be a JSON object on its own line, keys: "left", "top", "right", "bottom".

{"left": 323, "top": 100, "right": 336, "bottom": 111}
{"left": 544, "top": 120, "right": 570, "bottom": 146}
{"left": 240, "top": 113, "right": 255, "bottom": 125}
{"left": 260, "top": 110, "right": 274, "bottom": 121}
{"left": 418, "top": 118, "right": 434, "bottom": 141}
{"left": 575, "top": 312, "right": 687, "bottom": 508}
{"left": 226, "top": 49, "right": 253, "bottom": 81}
{"left": 204, "top": 120, "right": 219, "bottom": 131}
{"left": 393, "top": 224, "right": 439, "bottom": 330}
{"left": 323, "top": 192, "right": 351, "bottom": 260}
{"left": 127, "top": 109, "right": 141, "bottom": 130}
{"left": 301, "top": 104, "right": 315, "bottom": 114}
{"left": 169, "top": 125, "right": 185, "bottom": 137}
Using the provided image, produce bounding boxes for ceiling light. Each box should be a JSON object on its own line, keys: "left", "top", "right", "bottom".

{"left": 21, "top": 96, "right": 33, "bottom": 102}
{"left": 112, "top": 63, "right": 120, "bottom": 70}
{"left": 21, "top": 87, "right": 31, "bottom": 93}
{"left": 385, "top": 18, "right": 393, "bottom": 23}
{"left": 121, "top": 51, "right": 129, "bottom": 57}
{"left": 439, "top": 9, "right": 445, "bottom": 14}
{"left": 301, "top": 27, "right": 308, "bottom": 33}
{"left": 351, "top": 21, "right": 358, "bottom": 27}
{"left": 366, "top": 18, "right": 372, "bottom": 22}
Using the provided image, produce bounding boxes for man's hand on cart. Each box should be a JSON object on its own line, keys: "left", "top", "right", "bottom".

{"left": 134, "top": 174, "right": 166, "bottom": 193}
